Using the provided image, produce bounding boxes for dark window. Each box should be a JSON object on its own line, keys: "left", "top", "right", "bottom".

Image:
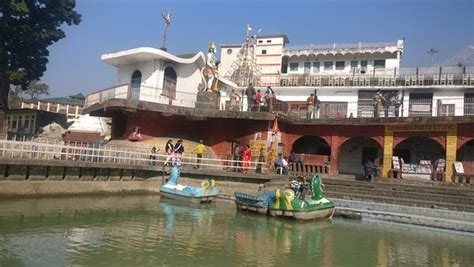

{"left": 226, "top": 49, "right": 233, "bottom": 55}
{"left": 289, "top": 63, "right": 299, "bottom": 72}
{"left": 163, "top": 67, "right": 177, "bottom": 99}
{"left": 131, "top": 70, "right": 142, "bottom": 100}
{"left": 304, "top": 62, "right": 311, "bottom": 74}
{"left": 312, "top": 62, "right": 320, "bottom": 73}
{"left": 351, "top": 60, "right": 358, "bottom": 70}
{"left": 261, "top": 49, "right": 267, "bottom": 55}
{"left": 324, "top": 61, "right": 333, "bottom": 71}
{"left": 335, "top": 61, "right": 345, "bottom": 70}
{"left": 465, "top": 93, "right": 474, "bottom": 115}
{"left": 258, "top": 40, "right": 263, "bottom": 43}
{"left": 267, "top": 40, "right": 272, "bottom": 43}
{"left": 374, "top": 59, "right": 386, "bottom": 69}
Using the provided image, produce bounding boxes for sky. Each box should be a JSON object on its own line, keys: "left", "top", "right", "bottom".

{"left": 41, "top": 0, "right": 474, "bottom": 97}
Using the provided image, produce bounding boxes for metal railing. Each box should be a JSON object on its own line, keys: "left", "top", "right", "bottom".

{"left": 0, "top": 139, "right": 268, "bottom": 173}
{"left": 284, "top": 41, "right": 400, "bottom": 52}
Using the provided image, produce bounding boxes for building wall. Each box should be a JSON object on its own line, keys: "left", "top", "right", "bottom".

{"left": 219, "top": 46, "right": 240, "bottom": 77}
{"left": 117, "top": 59, "right": 203, "bottom": 108}
{"left": 255, "top": 37, "right": 285, "bottom": 76}
{"left": 286, "top": 52, "right": 399, "bottom": 75}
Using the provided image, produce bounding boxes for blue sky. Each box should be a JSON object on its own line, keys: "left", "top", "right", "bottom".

{"left": 41, "top": 0, "right": 473, "bottom": 97}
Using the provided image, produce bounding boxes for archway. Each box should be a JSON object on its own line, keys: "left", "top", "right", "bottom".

{"left": 338, "top": 137, "right": 383, "bottom": 175}
{"left": 130, "top": 70, "right": 142, "bottom": 100}
{"left": 393, "top": 137, "right": 445, "bottom": 164}
{"left": 457, "top": 139, "right": 474, "bottom": 161}
{"left": 292, "top": 136, "right": 330, "bottom": 165}
{"left": 163, "top": 66, "right": 177, "bottom": 104}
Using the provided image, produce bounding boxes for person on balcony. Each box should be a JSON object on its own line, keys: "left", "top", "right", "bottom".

{"left": 264, "top": 86, "right": 275, "bottom": 112}
{"left": 173, "top": 139, "right": 184, "bottom": 166}
{"left": 392, "top": 96, "right": 402, "bottom": 117}
{"left": 245, "top": 83, "right": 256, "bottom": 111}
{"left": 242, "top": 144, "right": 252, "bottom": 174}
{"left": 255, "top": 90, "right": 263, "bottom": 111}
{"left": 306, "top": 93, "right": 315, "bottom": 119}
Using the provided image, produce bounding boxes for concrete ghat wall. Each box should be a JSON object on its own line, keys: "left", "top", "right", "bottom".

{"left": 0, "top": 176, "right": 263, "bottom": 199}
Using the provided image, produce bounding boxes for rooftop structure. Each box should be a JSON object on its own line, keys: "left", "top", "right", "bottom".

{"left": 21, "top": 93, "right": 85, "bottom": 121}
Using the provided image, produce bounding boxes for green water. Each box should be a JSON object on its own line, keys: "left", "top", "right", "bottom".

{"left": 0, "top": 195, "right": 472, "bottom": 267}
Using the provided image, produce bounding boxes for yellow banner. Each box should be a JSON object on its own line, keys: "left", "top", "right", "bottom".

{"left": 250, "top": 140, "right": 268, "bottom": 157}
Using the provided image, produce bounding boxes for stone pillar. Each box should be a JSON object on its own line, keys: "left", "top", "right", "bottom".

{"left": 382, "top": 126, "right": 394, "bottom": 178}
{"left": 445, "top": 126, "right": 457, "bottom": 181}
{"left": 329, "top": 136, "right": 342, "bottom": 174}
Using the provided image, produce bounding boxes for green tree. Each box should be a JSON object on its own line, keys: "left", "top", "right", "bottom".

{"left": 25, "top": 80, "right": 49, "bottom": 99}
{"left": 0, "top": 0, "right": 81, "bottom": 112}
{"left": 8, "top": 86, "right": 23, "bottom": 109}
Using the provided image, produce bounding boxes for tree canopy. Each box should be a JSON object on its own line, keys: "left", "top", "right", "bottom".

{"left": 0, "top": 0, "right": 81, "bottom": 112}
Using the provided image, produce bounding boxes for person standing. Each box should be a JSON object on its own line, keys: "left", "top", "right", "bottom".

{"left": 233, "top": 141, "right": 242, "bottom": 172}
{"left": 242, "top": 144, "right": 252, "bottom": 174}
{"left": 173, "top": 139, "right": 184, "bottom": 166}
{"left": 164, "top": 139, "right": 174, "bottom": 166}
{"left": 264, "top": 86, "right": 275, "bottom": 112}
{"left": 306, "top": 93, "right": 315, "bottom": 119}
{"left": 393, "top": 97, "right": 402, "bottom": 117}
{"left": 229, "top": 89, "right": 240, "bottom": 110}
{"left": 245, "top": 83, "right": 256, "bottom": 111}
{"left": 194, "top": 140, "right": 206, "bottom": 169}
{"left": 149, "top": 146, "right": 157, "bottom": 166}
{"left": 255, "top": 90, "right": 263, "bottom": 111}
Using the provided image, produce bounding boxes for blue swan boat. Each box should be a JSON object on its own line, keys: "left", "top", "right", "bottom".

{"left": 160, "top": 166, "right": 219, "bottom": 203}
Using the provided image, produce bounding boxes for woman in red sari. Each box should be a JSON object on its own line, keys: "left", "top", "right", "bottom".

{"left": 242, "top": 144, "right": 252, "bottom": 174}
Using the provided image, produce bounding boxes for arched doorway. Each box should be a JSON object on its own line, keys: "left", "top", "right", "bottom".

{"left": 457, "top": 139, "right": 474, "bottom": 161}
{"left": 338, "top": 137, "right": 382, "bottom": 175}
{"left": 130, "top": 70, "right": 142, "bottom": 100}
{"left": 393, "top": 137, "right": 445, "bottom": 164}
{"left": 292, "top": 136, "right": 330, "bottom": 165}
{"left": 163, "top": 66, "right": 177, "bottom": 105}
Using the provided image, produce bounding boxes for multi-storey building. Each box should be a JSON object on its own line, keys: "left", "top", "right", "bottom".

{"left": 84, "top": 33, "right": 474, "bottom": 181}
{"left": 20, "top": 93, "right": 85, "bottom": 121}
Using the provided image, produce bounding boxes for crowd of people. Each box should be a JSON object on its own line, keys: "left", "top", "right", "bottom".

{"left": 245, "top": 84, "right": 275, "bottom": 112}
{"left": 149, "top": 138, "right": 305, "bottom": 176}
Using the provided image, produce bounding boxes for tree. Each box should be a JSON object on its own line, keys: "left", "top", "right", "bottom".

{"left": 25, "top": 80, "right": 49, "bottom": 99}
{"left": 0, "top": 0, "right": 81, "bottom": 112}
{"left": 8, "top": 86, "right": 23, "bottom": 109}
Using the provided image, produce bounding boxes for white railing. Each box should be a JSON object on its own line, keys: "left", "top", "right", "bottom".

{"left": 85, "top": 84, "right": 129, "bottom": 107}
{"left": 284, "top": 42, "right": 399, "bottom": 52}
{"left": 0, "top": 139, "right": 268, "bottom": 172}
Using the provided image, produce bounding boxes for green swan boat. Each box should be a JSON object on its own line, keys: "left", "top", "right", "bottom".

{"left": 268, "top": 175, "right": 335, "bottom": 220}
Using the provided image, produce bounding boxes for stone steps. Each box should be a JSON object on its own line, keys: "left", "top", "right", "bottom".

{"left": 326, "top": 191, "right": 474, "bottom": 213}
{"left": 325, "top": 184, "right": 474, "bottom": 206}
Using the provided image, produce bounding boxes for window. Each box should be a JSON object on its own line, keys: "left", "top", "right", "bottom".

{"left": 303, "top": 62, "right": 311, "bottom": 74}
{"left": 258, "top": 40, "right": 263, "bottom": 43}
{"left": 464, "top": 93, "right": 474, "bottom": 115}
{"left": 289, "top": 62, "right": 299, "bottom": 72}
{"left": 12, "top": 116, "right": 17, "bottom": 130}
{"left": 312, "top": 62, "right": 320, "bottom": 73}
{"left": 226, "top": 49, "right": 233, "bottom": 55}
{"left": 360, "top": 60, "right": 368, "bottom": 73}
{"left": 439, "top": 104, "right": 455, "bottom": 116}
{"left": 409, "top": 93, "right": 433, "bottom": 117}
{"left": 335, "top": 61, "right": 345, "bottom": 70}
{"left": 266, "top": 40, "right": 272, "bottom": 43}
{"left": 324, "top": 61, "right": 333, "bottom": 71}
{"left": 131, "top": 70, "right": 142, "bottom": 100}
{"left": 261, "top": 49, "right": 267, "bottom": 55}
{"left": 351, "top": 60, "right": 358, "bottom": 70}
{"left": 374, "top": 59, "right": 386, "bottom": 69}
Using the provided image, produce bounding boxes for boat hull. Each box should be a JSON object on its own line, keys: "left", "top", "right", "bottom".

{"left": 269, "top": 206, "right": 335, "bottom": 220}
{"left": 236, "top": 203, "right": 268, "bottom": 215}
{"left": 160, "top": 190, "right": 217, "bottom": 203}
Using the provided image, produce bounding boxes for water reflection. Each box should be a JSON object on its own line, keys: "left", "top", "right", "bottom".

{"left": 0, "top": 195, "right": 472, "bottom": 266}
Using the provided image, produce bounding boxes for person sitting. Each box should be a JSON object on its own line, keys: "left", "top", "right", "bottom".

{"left": 275, "top": 154, "right": 289, "bottom": 175}
{"left": 363, "top": 159, "right": 377, "bottom": 180}
{"left": 288, "top": 150, "right": 303, "bottom": 164}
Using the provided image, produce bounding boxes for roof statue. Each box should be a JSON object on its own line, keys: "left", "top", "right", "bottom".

{"left": 203, "top": 41, "right": 219, "bottom": 92}
{"left": 161, "top": 9, "right": 172, "bottom": 50}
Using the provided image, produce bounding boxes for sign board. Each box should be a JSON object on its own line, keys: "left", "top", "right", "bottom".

{"left": 436, "top": 159, "right": 445, "bottom": 172}
{"left": 250, "top": 140, "right": 267, "bottom": 157}
{"left": 392, "top": 156, "right": 400, "bottom": 169}
{"left": 454, "top": 162, "right": 464, "bottom": 174}
{"left": 410, "top": 104, "right": 431, "bottom": 112}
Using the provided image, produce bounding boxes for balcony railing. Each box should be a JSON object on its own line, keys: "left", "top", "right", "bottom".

{"left": 259, "top": 66, "right": 474, "bottom": 88}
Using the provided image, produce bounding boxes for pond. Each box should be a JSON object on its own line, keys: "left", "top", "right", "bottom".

{"left": 0, "top": 195, "right": 472, "bottom": 266}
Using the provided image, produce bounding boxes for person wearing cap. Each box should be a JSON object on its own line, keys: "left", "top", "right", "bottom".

{"left": 194, "top": 140, "right": 206, "bottom": 169}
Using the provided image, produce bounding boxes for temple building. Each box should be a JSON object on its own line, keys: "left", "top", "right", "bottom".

{"left": 83, "top": 30, "right": 474, "bottom": 181}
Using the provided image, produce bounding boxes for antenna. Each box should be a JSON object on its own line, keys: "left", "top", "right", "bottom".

{"left": 161, "top": 9, "right": 172, "bottom": 50}
{"left": 426, "top": 48, "right": 439, "bottom": 66}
